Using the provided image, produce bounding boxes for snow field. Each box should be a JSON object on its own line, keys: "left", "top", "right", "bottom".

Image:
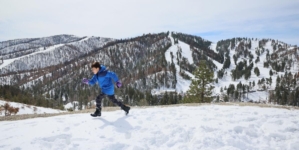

{"left": 0, "top": 105, "right": 299, "bottom": 150}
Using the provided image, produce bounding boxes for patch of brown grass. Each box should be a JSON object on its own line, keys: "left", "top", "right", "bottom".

{"left": 1, "top": 102, "right": 19, "bottom": 116}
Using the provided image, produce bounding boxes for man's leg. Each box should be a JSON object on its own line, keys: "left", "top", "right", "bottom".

{"left": 95, "top": 93, "right": 106, "bottom": 108}
{"left": 107, "top": 95, "right": 130, "bottom": 115}
{"left": 91, "top": 93, "right": 106, "bottom": 117}
{"left": 107, "top": 95, "right": 124, "bottom": 107}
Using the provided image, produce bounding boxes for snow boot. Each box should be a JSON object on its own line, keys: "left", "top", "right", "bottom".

{"left": 121, "top": 105, "right": 130, "bottom": 115}
{"left": 90, "top": 107, "right": 101, "bottom": 117}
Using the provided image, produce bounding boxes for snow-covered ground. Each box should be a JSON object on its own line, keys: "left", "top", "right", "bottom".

{"left": 1, "top": 105, "right": 299, "bottom": 150}
{"left": 0, "top": 100, "right": 64, "bottom": 116}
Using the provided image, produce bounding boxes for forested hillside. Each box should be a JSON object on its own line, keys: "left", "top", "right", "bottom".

{"left": 0, "top": 32, "right": 298, "bottom": 109}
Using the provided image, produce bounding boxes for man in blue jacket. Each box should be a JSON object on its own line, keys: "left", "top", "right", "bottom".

{"left": 82, "top": 62, "right": 130, "bottom": 117}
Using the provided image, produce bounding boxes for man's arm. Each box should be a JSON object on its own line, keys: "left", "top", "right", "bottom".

{"left": 107, "top": 71, "right": 119, "bottom": 82}
{"left": 88, "top": 74, "right": 97, "bottom": 85}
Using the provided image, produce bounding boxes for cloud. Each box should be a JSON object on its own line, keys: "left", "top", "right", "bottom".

{"left": 0, "top": 0, "right": 298, "bottom": 45}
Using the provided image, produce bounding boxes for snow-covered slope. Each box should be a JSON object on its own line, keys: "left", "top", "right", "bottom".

{"left": 0, "top": 35, "right": 85, "bottom": 61}
{"left": 0, "top": 36, "right": 114, "bottom": 74}
{"left": 163, "top": 34, "right": 299, "bottom": 103}
{"left": 0, "top": 100, "right": 64, "bottom": 116}
{"left": 0, "top": 32, "right": 298, "bottom": 105}
{"left": 164, "top": 34, "right": 194, "bottom": 93}
{"left": 0, "top": 105, "right": 298, "bottom": 150}
{"left": 213, "top": 38, "right": 298, "bottom": 102}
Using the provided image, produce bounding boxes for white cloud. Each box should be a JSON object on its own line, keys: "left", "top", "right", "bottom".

{"left": 0, "top": 0, "right": 298, "bottom": 45}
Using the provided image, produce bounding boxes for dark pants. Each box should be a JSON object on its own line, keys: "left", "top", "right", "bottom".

{"left": 95, "top": 93, "right": 124, "bottom": 108}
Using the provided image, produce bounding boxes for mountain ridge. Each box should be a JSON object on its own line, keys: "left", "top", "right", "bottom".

{"left": 0, "top": 31, "right": 298, "bottom": 109}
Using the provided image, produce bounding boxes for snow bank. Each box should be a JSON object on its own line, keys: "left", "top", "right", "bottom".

{"left": 0, "top": 105, "right": 298, "bottom": 149}
{"left": 0, "top": 100, "right": 64, "bottom": 116}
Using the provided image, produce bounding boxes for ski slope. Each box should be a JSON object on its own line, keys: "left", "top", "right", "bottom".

{"left": 1, "top": 105, "right": 299, "bottom": 150}
{"left": 164, "top": 34, "right": 194, "bottom": 93}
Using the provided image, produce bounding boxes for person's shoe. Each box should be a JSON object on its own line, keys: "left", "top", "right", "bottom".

{"left": 90, "top": 107, "right": 101, "bottom": 117}
{"left": 121, "top": 105, "right": 130, "bottom": 115}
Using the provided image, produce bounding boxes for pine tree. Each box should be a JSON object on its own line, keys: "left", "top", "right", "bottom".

{"left": 234, "top": 90, "right": 239, "bottom": 100}
{"left": 269, "top": 77, "right": 272, "bottom": 86}
{"left": 255, "top": 56, "right": 260, "bottom": 63}
{"left": 244, "top": 69, "right": 251, "bottom": 80}
{"left": 222, "top": 57, "right": 231, "bottom": 69}
{"left": 269, "top": 69, "right": 273, "bottom": 76}
{"left": 161, "top": 92, "right": 169, "bottom": 105}
{"left": 184, "top": 60, "right": 214, "bottom": 103}
{"left": 233, "top": 54, "right": 238, "bottom": 65}
{"left": 216, "top": 95, "right": 220, "bottom": 102}
{"left": 276, "top": 76, "right": 281, "bottom": 85}
{"left": 174, "top": 93, "right": 178, "bottom": 104}
{"left": 254, "top": 67, "right": 260, "bottom": 76}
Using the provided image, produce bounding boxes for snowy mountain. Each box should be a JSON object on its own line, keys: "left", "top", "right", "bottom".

{"left": 0, "top": 32, "right": 298, "bottom": 108}
{"left": 0, "top": 34, "right": 84, "bottom": 60}
{"left": 0, "top": 105, "right": 299, "bottom": 149}
{"left": 0, "top": 35, "right": 114, "bottom": 75}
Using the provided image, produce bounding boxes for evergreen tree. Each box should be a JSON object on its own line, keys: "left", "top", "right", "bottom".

{"left": 233, "top": 54, "right": 238, "bottom": 65}
{"left": 244, "top": 69, "right": 251, "bottom": 80}
{"left": 217, "top": 69, "right": 225, "bottom": 79}
{"left": 216, "top": 95, "right": 219, "bottom": 102}
{"left": 161, "top": 92, "right": 169, "bottom": 105}
{"left": 276, "top": 76, "right": 281, "bottom": 85}
{"left": 269, "top": 69, "right": 273, "bottom": 76}
{"left": 224, "top": 95, "right": 229, "bottom": 102}
{"left": 255, "top": 56, "right": 260, "bottom": 63}
{"left": 234, "top": 90, "right": 239, "bottom": 100}
{"left": 184, "top": 60, "right": 214, "bottom": 103}
{"left": 174, "top": 93, "right": 178, "bottom": 104}
{"left": 254, "top": 67, "right": 260, "bottom": 76}
{"left": 227, "top": 84, "right": 235, "bottom": 99}
{"left": 169, "top": 92, "right": 174, "bottom": 104}
{"left": 222, "top": 57, "right": 231, "bottom": 69}
{"left": 269, "top": 77, "right": 272, "bottom": 86}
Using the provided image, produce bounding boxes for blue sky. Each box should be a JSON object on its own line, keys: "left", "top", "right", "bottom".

{"left": 0, "top": 0, "right": 298, "bottom": 45}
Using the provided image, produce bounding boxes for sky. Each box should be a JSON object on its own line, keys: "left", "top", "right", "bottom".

{"left": 0, "top": 0, "right": 298, "bottom": 45}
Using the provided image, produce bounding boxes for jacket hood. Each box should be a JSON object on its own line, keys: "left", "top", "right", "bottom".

{"left": 96, "top": 65, "right": 108, "bottom": 77}
{"left": 99, "top": 65, "right": 106, "bottom": 73}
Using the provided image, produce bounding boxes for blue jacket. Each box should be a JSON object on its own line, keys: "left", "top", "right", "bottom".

{"left": 88, "top": 65, "right": 119, "bottom": 95}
